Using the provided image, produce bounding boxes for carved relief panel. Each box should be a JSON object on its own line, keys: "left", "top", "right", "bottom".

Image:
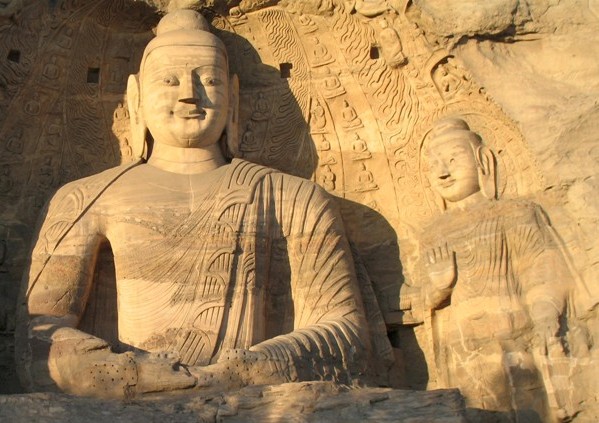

{"left": 3, "top": 3, "right": 590, "bottom": 414}
{"left": 206, "top": 3, "right": 543, "bottom": 323}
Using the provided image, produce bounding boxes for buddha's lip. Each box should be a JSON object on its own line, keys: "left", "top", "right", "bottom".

{"left": 438, "top": 178, "right": 455, "bottom": 188}
{"left": 173, "top": 108, "right": 205, "bottom": 119}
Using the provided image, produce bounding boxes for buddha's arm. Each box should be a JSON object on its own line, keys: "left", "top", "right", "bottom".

{"left": 192, "top": 178, "right": 369, "bottom": 389}
{"left": 21, "top": 185, "right": 195, "bottom": 397}
{"left": 21, "top": 186, "right": 111, "bottom": 393}
{"left": 248, "top": 224, "right": 368, "bottom": 385}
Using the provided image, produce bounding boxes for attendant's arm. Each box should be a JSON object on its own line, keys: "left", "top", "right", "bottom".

{"left": 517, "top": 206, "right": 568, "bottom": 355}
{"left": 422, "top": 242, "right": 456, "bottom": 310}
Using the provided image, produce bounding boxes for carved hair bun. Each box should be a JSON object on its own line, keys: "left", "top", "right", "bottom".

{"left": 430, "top": 117, "right": 471, "bottom": 138}
{"left": 156, "top": 9, "right": 211, "bottom": 36}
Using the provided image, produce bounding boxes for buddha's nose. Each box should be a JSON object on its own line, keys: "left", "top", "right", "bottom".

{"left": 436, "top": 163, "right": 450, "bottom": 179}
{"left": 178, "top": 72, "right": 200, "bottom": 105}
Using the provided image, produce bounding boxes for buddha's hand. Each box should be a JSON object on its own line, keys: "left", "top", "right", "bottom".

{"left": 135, "top": 351, "right": 197, "bottom": 393}
{"left": 530, "top": 301, "right": 565, "bottom": 358}
{"left": 49, "top": 331, "right": 195, "bottom": 397}
{"left": 188, "top": 349, "right": 269, "bottom": 391}
{"left": 49, "top": 332, "right": 137, "bottom": 398}
{"left": 424, "top": 243, "right": 456, "bottom": 308}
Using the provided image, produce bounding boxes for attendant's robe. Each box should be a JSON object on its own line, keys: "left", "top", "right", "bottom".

{"left": 420, "top": 200, "right": 570, "bottom": 418}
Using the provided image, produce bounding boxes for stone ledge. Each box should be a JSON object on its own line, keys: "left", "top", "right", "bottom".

{"left": 0, "top": 382, "right": 466, "bottom": 422}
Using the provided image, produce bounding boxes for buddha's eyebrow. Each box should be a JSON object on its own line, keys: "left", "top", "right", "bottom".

{"left": 193, "top": 64, "right": 227, "bottom": 74}
{"left": 448, "top": 145, "right": 470, "bottom": 155}
{"left": 144, "top": 63, "right": 226, "bottom": 77}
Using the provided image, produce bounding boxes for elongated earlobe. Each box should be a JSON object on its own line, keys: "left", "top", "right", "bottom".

{"left": 476, "top": 145, "right": 497, "bottom": 200}
{"left": 126, "top": 74, "right": 148, "bottom": 160}
{"left": 225, "top": 74, "right": 240, "bottom": 158}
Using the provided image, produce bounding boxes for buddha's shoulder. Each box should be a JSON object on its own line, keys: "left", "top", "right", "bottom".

{"left": 48, "top": 162, "right": 140, "bottom": 209}
{"left": 230, "top": 159, "right": 323, "bottom": 191}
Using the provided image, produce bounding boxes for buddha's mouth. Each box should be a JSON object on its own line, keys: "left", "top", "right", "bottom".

{"left": 439, "top": 178, "right": 455, "bottom": 188}
{"left": 174, "top": 108, "right": 206, "bottom": 119}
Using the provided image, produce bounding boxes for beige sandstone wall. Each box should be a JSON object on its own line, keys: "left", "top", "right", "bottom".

{"left": 1, "top": 0, "right": 597, "bottom": 420}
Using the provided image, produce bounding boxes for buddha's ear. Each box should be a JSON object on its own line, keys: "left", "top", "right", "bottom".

{"left": 225, "top": 74, "right": 240, "bottom": 158}
{"left": 126, "top": 74, "right": 148, "bottom": 160}
{"left": 475, "top": 145, "right": 497, "bottom": 200}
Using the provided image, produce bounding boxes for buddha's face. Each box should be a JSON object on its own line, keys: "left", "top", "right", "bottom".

{"left": 426, "top": 135, "right": 480, "bottom": 203}
{"left": 141, "top": 45, "right": 229, "bottom": 149}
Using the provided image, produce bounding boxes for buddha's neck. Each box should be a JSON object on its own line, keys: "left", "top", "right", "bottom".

{"left": 445, "top": 191, "right": 487, "bottom": 211}
{"left": 147, "top": 142, "right": 226, "bottom": 174}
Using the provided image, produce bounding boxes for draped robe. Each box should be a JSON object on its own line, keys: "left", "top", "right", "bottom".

{"left": 23, "top": 159, "right": 378, "bottom": 390}
{"left": 420, "top": 200, "right": 570, "bottom": 417}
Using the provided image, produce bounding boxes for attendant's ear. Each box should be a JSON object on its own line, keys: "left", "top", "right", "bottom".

{"left": 126, "top": 74, "right": 148, "bottom": 160}
{"left": 475, "top": 145, "right": 497, "bottom": 200}
{"left": 225, "top": 74, "right": 240, "bottom": 158}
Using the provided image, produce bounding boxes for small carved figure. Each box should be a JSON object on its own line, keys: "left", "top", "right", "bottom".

{"left": 24, "top": 93, "right": 41, "bottom": 116}
{"left": 38, "top": 157, "right": 55, "bottom": 190}
{"left": 341, "top": 100, "right": 363, "bottom": 130}
{"left": 310, "top": 37, "right": 333, "bottom": 67}
{"left": 310, "top": 100, "right": 327, "bottom": 132}
{"left": 321, "top": 67, "right": 345, "bottom": 99}
{"left": 298, "top": 14, "right": 318, "bottom": 33}
{"left": 355, "top": 0, "right": 388, "bottom": 17}
{"left": 320, "top": 154, "right": 337, "bottom": 166}
{"left": 119, "top": 137, "right": 132, "bottom": 159}
{"left": 316, "top": 134, "right": 331, "bottom": 151}
{"left": 44, "top": 120, "right": 61, "bottom": 149}
{"left": 433, "top": 63, "right": 464, "bottom": 101}
{"left": 417, "top": 117, "right": 589, "bottom": 421}
{"left": 42, "top": 56, "right": 60, "bottom": 80}
{"left": 0, "top": 166, "right": 13, "bottom": 193}
{"left": 240, "top": 121, "right": 260, "bottom": 153}
{"left": 251, "top": 92, "right": 270, "bottom": 121}
{"left": 227, "top": 6, "right": 248, "bottom": 25}
{"left": 56, "top": 27, "right": 74, "bottom": 50}
{"left": 378, "top": 19, "right": 406, "bottom": 68}
{"left": 108, "top": 61, "right": 127, "bottom": 89}
{"left": 351, "top": 133, "right": 371, "bottom": 161}
{"left": 355, "top": 162, "right": 378, "bottom": 192}
{"left": 319, "top": 164, "right": 336, "bottom": 191}
{"left": 113, "top": 102, "right": 129, "bottom": 121}
{"left": 6, "top": 129, "right": 23, "bottom": 155}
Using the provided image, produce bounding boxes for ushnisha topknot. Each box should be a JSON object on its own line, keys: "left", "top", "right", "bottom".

{"left": 156, "top": 8, "right": 211, "bottom": 34}
{"left": 429, "top": 116, "right": 482, "bottom": 148}
{"left": 139, "top": 9, "right": 227, "bottom": 74}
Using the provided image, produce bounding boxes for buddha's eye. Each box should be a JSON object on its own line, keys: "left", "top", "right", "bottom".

{"left": 203, "top": 76, "right": 221, "bottom": 87}
{"left": 162, "top": 75, "right": 178, "bottom": 86}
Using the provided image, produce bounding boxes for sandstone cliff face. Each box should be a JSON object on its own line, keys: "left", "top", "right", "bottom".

{"left": 1, "top": 0, "right": 597, "bottom": 421}
{"left": 409, "top": 2, "right": 599, "bottom": 420}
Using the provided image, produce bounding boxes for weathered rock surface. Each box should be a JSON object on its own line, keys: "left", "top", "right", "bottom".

{"left": 1, "top": 0, "right": 598, "bottom": 421}
{"left": 0, "top": 383, "right": 466, "bottom": 423}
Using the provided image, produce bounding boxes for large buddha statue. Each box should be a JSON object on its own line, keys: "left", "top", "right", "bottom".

{"left": 416, "top": 117, "right": 594, "bottom": 421}
{"left": 16, "top": 10, "right": 385, "bottom": 398}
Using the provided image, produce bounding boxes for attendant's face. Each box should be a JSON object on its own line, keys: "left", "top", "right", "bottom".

{"left": 426, "top": 136, "right": 480, "bottom": 203}
{"left": 141, "top": 45, "right": 229, "bottom": 148}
